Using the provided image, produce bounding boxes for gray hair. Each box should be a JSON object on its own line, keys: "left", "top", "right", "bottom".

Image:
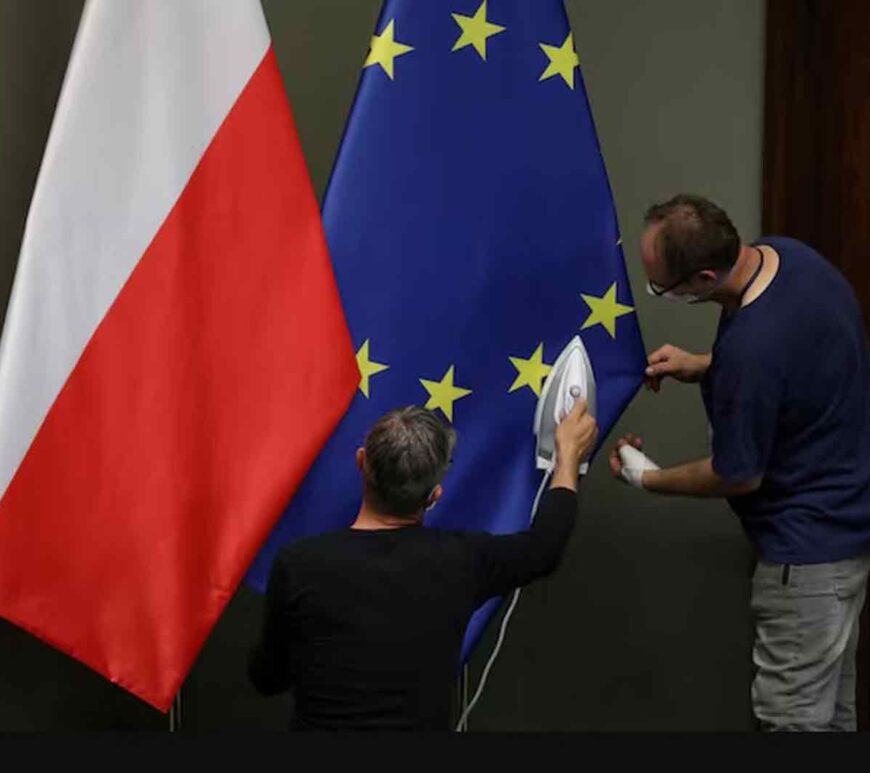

{"left": 363, "top": 406, "right": 457, "bottom": 516}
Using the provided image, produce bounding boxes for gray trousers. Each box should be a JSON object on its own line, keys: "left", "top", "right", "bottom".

{"left": 751, "top": 553, "right": 870, "bottom": 731}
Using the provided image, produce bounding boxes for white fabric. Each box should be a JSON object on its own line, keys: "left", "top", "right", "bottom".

{"left": 618, "top": 444, "right": 660, "bottom": 488}
{"left": 0, "top": 0, "right": 270, "bottom": 500}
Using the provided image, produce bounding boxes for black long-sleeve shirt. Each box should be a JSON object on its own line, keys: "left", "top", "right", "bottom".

{"left": 248, "top": 486, "right": 577, "bottom": 730}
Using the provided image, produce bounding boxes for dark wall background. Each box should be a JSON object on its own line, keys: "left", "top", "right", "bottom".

{"left": 0, "top": 0, "right": 765, "bottom": 730}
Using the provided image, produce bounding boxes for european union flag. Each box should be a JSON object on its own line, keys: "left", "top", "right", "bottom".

{"left": 248, "top": 0, "right": 646, "bottom": 660}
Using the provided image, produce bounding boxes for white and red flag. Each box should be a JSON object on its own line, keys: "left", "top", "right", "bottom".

{"left": 0, "top": 0, "right": 357, "bottom": 710}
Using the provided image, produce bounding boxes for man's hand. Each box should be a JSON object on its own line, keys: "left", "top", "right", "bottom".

{"left": 611, "top": 449, "right": 762, "bottom": 498}
{"left": 645, "top": 345, "right": 711, "bottom": 392}
{"left": 552, "top": 399, "right": 598, "bottom": 490}
{"left": 608, "top": 434, "right": 660, "bottom": 488}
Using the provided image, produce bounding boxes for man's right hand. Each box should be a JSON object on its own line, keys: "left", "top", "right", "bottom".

{"left": 644, "top": 345, "right": 711, "bottom": 392}
{"left": 553, "top": 399, "right": 598, "bottom": 484}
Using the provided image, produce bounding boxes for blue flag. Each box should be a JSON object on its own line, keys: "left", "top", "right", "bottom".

{"left": 248, "top": 0, "right": 646, "bottom": 660}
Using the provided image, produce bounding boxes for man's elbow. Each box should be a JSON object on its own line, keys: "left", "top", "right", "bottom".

{"left": 709, "top": 459, "right": 763, "bottom": 496}
{"left": 249, "top": 672, "right": 284, "bottom": 697}
{"left": 248, "top": 650, "right": 291, "bottom": 696}
{"left": 529, "top": 536, "right": 572, "bottom": 579}
{"left": 542, "top": 551, "right": 568, "bottom": 578}
{"left": 724, "top": 475, "right": 762, "bottom": 496}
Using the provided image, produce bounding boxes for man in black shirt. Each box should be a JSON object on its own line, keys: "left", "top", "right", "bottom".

{"left": 248, "top": 399, "right": 597, "bottom": 730}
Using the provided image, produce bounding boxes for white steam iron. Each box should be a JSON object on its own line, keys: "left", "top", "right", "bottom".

{"left": 533, "top": 335, "right": 597, "bottom": 475}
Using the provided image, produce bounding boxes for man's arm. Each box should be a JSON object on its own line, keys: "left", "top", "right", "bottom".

{"left": 248, "top": 554, "right": 295, "bottom": 696}
{"left": 642, "top": 456, "right": 761, "bottom": 498}
{"left": 618, "top": 339, "right": 779, "bottom": 498}
{"left": 471, "top": 400, "right": 596, "bottom": 604}
{"left": 469, "top": 485, "right": 577, "bottom": 605}
{"left": 644, "top": 345, "right": 711, "bottom": 392}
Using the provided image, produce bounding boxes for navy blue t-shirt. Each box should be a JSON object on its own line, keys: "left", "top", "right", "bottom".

{"left": 700, "top": 236, "right": 870, "bottom": 563}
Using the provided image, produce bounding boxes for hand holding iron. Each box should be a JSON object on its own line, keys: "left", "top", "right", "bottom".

{"left": 552, "top": 398, "right": 598, "bottom": 487}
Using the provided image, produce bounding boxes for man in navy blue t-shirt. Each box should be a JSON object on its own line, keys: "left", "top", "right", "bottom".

{"left": 610, "top": 194, "right": 870, "bottom": 731}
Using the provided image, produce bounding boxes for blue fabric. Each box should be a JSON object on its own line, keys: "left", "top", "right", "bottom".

{"left": 702, "top": 236, "right": 870, "bottom": 563}
{"left": 247, "top": 0, "right": 645, "bottom": 660}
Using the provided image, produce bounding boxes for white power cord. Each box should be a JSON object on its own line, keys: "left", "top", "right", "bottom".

{"left": 455, "top": 468, "right": 552, "bottom": 731}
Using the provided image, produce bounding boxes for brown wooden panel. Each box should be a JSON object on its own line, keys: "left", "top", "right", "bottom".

{"left": 764, "top": 0, "right": 870, "bottom": 731}
{"left": 764, "top": 0, "right": 870, "bottom": 331}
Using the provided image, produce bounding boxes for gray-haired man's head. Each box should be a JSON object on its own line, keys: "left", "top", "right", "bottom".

{"left": 357, "top": 406, "right": 456, "bottom": 517}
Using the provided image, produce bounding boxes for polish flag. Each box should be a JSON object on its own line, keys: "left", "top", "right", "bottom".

{"left": 0, "top": 0, "right": 358, "bottom": 711}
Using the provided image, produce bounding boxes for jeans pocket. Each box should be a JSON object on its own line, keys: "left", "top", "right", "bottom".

{"left": 788, "top": 565, "right": 838, "bottom": 598}
{"left": 833, "top": 566, "right": 869, "bottom": 601}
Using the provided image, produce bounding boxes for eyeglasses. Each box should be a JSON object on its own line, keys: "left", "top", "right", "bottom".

{"left": 647, "top": 271, "right": 700, "bottom": 297}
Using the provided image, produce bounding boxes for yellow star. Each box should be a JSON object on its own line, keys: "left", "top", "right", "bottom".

{"left": 581, "top": 283, "right": 635, "bottom": 338}
{"left": 508, "top": 343, "right": 552, "bottom": 397}
{"left": 420, "top": 365, "right": 472, "bottom": 422}
{"left": 539, "top": 33, "right": 580, "bottom": 89}
{"left": 356, "top": 339, "right": 389, "bottom": 398}
{"left": 451, "top": 1, "right": 506, "bottom": 61}
{"left": 364, "top": 19, "right": 414, "bottom": 80}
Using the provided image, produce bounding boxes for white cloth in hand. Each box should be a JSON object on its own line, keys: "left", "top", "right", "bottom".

{"left": 618, "top": 445, "right": 660, "bottom": 489}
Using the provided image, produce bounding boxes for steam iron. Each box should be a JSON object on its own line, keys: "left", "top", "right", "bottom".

{"left": 533, "top": 335, "right": 597, "bottom": 475}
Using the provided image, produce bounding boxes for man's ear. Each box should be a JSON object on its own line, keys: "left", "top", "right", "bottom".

{"left": 425, "top": 484, "right": 443, "bottom": 510}
{"left": 356, "top": 447, "right": 365, "bottom": 472}
{"left": 696, "top": 269, "right": 721, "bottom": 287}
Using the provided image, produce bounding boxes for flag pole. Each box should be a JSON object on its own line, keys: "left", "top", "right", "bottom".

{"left": 168, "top": 687, "right": 182, "bottom": 732}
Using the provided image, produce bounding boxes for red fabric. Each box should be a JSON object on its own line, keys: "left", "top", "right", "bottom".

{"left": 0, "top": 48, "right": 358, "bottom": 711}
